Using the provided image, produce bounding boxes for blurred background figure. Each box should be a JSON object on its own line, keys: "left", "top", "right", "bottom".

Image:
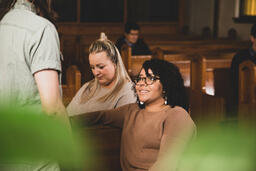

{"left": 230, "top": 23, "right": 256, "bottom": 117}
{"left": 201, "top": 26, "right": 212, "bottom": 39}
{"left": 0, "top": 0, "right": 70, "bottom": 170}
{"left": 227, "top": 28, "right": 238, "bottom": 40}
{"left": 116, "top": 22, "right": 151, "bottom": 55}
{"left": 67, "top": 33, "right": 136, "bottom": 116}
{"left": 0, "top": 0, "right": 69, "bottom": 119}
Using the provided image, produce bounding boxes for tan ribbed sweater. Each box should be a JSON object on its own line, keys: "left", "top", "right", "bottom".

{"left": 67, "top": 81, "right": 136, "bottom": 116}
{"left": 72, "top": 103, "right": 196, "bottom": 171}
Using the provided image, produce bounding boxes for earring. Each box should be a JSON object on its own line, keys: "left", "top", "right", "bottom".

{"left": 139, "top": 101, "right": 144, "bottom": 105}
{"left": 164, "top": 96, "right": 168, "bottom": 105}
{"left": 163, "top": 90, "right": 168, "bottom": 105}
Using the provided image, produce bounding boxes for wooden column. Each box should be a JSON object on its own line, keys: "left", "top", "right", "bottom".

{"left": 213, "top": 0, "right": 220, "bottom": 38}
{"left": 77, "top": 0, "right": 80, "bottom": 23}
{"left": 123, "top": 0, "right": 127, "bottom": 23}
{"left": 190, "top": 55, "right": 206, "bottom": 93}
{"left": 178, "top": 0, "right": 185, "bottom": 30}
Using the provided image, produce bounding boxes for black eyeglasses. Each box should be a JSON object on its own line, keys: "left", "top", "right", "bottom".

{"left": 134, "top": 75, "right": 160, "bottom": 85}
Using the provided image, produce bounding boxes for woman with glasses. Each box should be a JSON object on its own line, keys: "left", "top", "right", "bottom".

{"left": 72, "top": 58, "right": 196, "bottom": 171}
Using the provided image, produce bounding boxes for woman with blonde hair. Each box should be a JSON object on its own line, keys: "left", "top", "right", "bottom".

{"left": 67, "top": 33, "right": 136, "bottom": 116}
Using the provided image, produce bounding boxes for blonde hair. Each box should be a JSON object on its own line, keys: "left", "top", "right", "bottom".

{"left": 81, "top": 32, "right": 131, "bottom": 102}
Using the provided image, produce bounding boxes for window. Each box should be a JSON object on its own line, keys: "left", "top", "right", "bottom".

{"left": 127, "top": 0, "right": 178, "bottom": 22}
{"left": 54, "top": 0, "right": 77, "bottom": 22}
{"left": 80, "top": 0, "right": 124, "bottom": 22}
{"left": 241, "top": 0, "right": 256, "bottom": 16}
{"left": 54, "top": 0, "right": 179, "bottom": 23}
{"left": 234, "top": 0, "right": 256, "bottom": 23}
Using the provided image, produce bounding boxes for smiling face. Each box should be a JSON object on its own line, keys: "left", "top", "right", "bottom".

{"left": 135, "top": 68, "right": 164, "bottom": 105}
{"left": 89, "top": 51, "right": 116, "bottom": 88}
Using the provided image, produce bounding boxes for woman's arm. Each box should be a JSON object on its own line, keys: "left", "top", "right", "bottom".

{"left": 149, "top": 108, "right": 196, "bottom": 171}
{"left": 70, "top": 104, "right": 131, "bottom": 128}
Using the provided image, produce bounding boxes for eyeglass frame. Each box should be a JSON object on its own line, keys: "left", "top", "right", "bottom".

{"left": 134, "top": 75, "right": 160, "bottom": 85}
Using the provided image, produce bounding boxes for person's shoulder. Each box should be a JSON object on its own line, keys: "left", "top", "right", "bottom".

{"left": 122, "top": 81, "right": 135, "bottom": 90}
{"left": 116, "top": 81, "right": 137, "bottom": 103}
{"left": 7, "top": 9, "right": 56, "bottom": 33}
{"left": 31, "top": 15, "right": 57, "bottom": 35}
{"left": 167, "top": 106, "right": 188, "bottom": 115}
{"left": 232, "top": 48, "right": 251, "bottom": 63}
{"left": 80, "top": 81, "right": 93, "bottom": 92}
{"left": 120, "top": 81, "right": 136, "bottom": 95}
{"left": 165, "top": 106, "right": 196, "bottom": 131}
{"left": 116, "top": 35, "right": 126, "bottom": 43}
{"left": 166, "top": 106, "right": 193, "bottom": 122}
{"left": 233, "top": 49, "right": 251, "bottom": 57}
{"left": 136, "top": 38, "right": 147, "bottom": 44}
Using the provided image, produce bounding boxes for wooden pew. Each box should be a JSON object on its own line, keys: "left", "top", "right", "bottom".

{"left": 148, "top": 39, "right": 250, "bottom": 54}
{"left": 62, "top": 65, "right": 81, "bottom": 106}
{"left": 73, "top": 124, "right": 122, "bottom": 171}
{"left": 60, "top": 35, "right": 250, "bottom": 85}
{"left": 238, "top": 60, "right": 256, "bottom": 128}
{"left": 188, "top": 52, "right": 234, "bottom": 124}
{"left": 195, "top": 51, "right": 235, "bottom": 95}
{"left": 189, "top": 89, "right": 225, "bottom": 125}
{"left": 123, "top": 47, "right": 235, "bottom": 95}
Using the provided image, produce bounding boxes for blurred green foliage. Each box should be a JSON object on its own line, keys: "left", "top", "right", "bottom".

{"left": 178, "top": 124, "right": 256, "bottom": 171}
{"left": 0, "top": 105, "right": 93, "bottom": 170}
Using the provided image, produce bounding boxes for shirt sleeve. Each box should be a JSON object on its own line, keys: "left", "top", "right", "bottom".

{"left": 70, "top": 104, "right": 132, "bottom": 128}
{"left": 28, "top": 23, "right": 61, "bottom": 74}
{"left": 149, "top": 108, "right": 196, "bottom": 171}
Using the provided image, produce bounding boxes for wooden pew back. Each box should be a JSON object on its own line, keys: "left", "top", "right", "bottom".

{"left": 238, "top": 60, "right": 256, "bottom": 127}
{"left": 78, "top": 125, "right": 122, "bottom": 171}
{"left": 148, "top": 40, "right": 250, "bottom": 54}
{"left": 189, "top": 89, "right": 225, "bottom": 124}
{"left": 62, "top": 65, "right": 81, "bottom": 106}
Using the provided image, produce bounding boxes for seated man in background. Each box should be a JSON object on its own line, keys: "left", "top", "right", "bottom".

{"left": 230, "top": 23, "right": 256, "bottom": 116}
{"left": 116, "top": 22, "right": 151, "bottom": 55}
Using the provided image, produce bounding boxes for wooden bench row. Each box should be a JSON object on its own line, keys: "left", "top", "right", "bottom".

{"left": 60, "top": 36, "right": 250, "bottom": 84}
{"left": 121, "top": 46, "right": 235, "bottom": 94}
{"left": 148, "top": 39, "right": 250, "bottom": 54}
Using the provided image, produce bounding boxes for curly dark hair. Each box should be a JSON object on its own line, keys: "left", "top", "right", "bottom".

{"left": 137, "top": 58, "right": 189, "bottom": 112}
{"left": 0, "top": 0, "right": 57, "bottom": 25}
